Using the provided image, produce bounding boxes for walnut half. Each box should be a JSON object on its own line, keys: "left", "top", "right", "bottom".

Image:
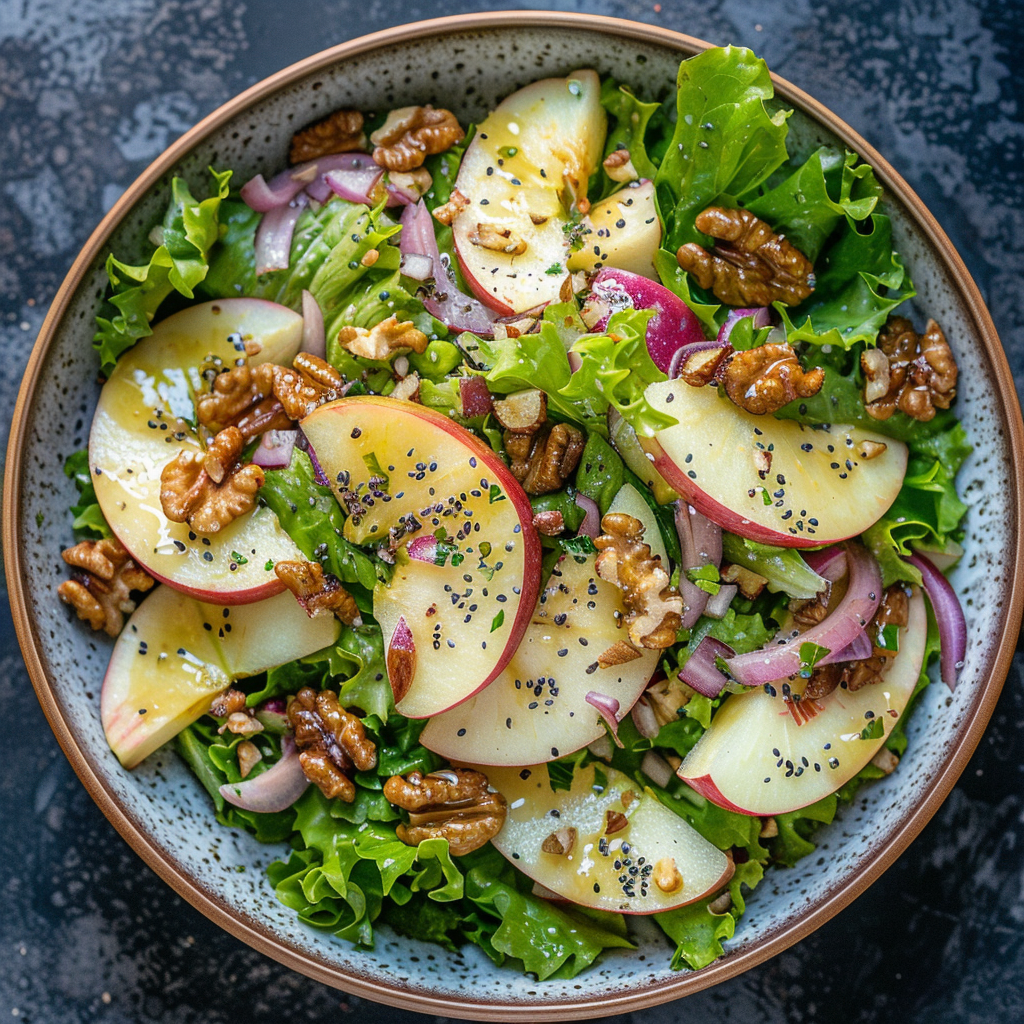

{"left": 594, "top": 513, "right": 683, "bottom": 649}
{"left": 676, "top": 206, "right": 815, "bottom": 308}
{"left": 720, "top": 343, "right": 825, "bottom": 416}
{"left": 289, "top": 109, "right": 366, "bottom": 165}
{"left": 337, "top": 316, "right": 429, "bottom": 362}
{"left": 274, "top": 560, "right": 362, "bottom": 625}
{"left": 505, "top": 422, "right": 585, "bottom": 494}
{"left": 370, "top": 105, "right": 465, "bottom": 172}
{"left": 383, "top": 767, "right": 507, "bottom": 856}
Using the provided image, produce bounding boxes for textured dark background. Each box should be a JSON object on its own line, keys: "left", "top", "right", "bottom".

{"left": 3, "top": 1, "right": 1023, "bottom": 1022}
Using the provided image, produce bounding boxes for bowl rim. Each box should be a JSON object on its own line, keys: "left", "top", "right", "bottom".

{"left": 5, "top": 10, "right": 1023, "bottom": 1019}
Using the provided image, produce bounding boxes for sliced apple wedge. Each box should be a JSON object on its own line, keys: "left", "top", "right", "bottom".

{"left": 645, "top": 380, "right": 908, "bottom": 547}
{"left": 678, "top": 589, "right": 927, "bottom": 815}
{"left": 420, "top": 484, "right": 664, "bottom": 764}
{"left": 452, "top": 70, "right": 606, "bottom": 314}
{"left": 483, "top": 762, "right": 733, "bottom": 914}
{"left": 300, "top": 396, "right": 542, "bottom": 719}
{"left": 101, "top": 585, "right": 339, "bottom": 769}
{"left": 89, "top": 298, "right": 305, "bottom": 603}
{"left": 567, "top": 179, "right": 661, "bottom": 279}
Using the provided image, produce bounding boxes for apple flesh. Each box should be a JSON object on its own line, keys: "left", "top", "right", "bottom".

{"left": 300, "top": 396, "right": 542, "bottom": 719}
{"left": 566, "top": 180, "right": 661, "bottom": 279}
{"left": 452, "top": 70, "right": 606, "bottom": 314}
{"left": 420, "top": 483, "right": 665, "bottom": 764}
{"left": 678, "top": 589, "right": 927, "bottom": 815}
{"left": 101, "top": 585, "right": 339, "bottom": 768}
{"left": 484, "top": 762, "right": 733, "bottom": 914}
{"left": 607, "top": 409, "right": 678, "bottom": 506}
{"left": 645, "top": 380, "right": 908, "bottom": 547}
{"left": 89, "top": 298, "right": 305, "bottom": 603}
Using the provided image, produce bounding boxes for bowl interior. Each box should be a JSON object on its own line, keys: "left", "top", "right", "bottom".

{"left": 11, "top": 17, "right": 1019, "bottom": 1018}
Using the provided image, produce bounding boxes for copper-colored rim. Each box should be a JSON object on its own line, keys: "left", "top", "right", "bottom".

{"left": 5, "top": 11, "right": 1023, "bottom": 1020}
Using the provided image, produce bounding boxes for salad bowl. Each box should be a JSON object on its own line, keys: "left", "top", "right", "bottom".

{"left": 5, "top": 11, "right": 1023, "bottom": 1019}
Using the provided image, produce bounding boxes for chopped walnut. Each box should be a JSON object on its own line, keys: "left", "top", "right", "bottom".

{"left": 337, "top": 316, "right": 429, "bottom": 362}
{"left": 57, "top": 537, "right": 154, "bottom": 637}
{"left": 288, "top": 686, "right": 376, "bottom": 802}
{"left": 676, "top": 206, "right": 816, "bottom": 307}
{"left": 289, "top": 109, "right": 365, "bottom": 164}
{"left": 789, "top": 593, "right": 829, "bottom": 627}
{"left": 858, "top": 439, "right": 888, "bottom": 460}
{"left": 492, "top": 389, "right": 547, "bottom": 434}
{"left": 370, "top": 105, "right": 464, "bottom": 172}
{"left": 597, "top": 639, "right": 642, "bottom": 668}
{"left": 388, "top": 167, "right": 433, "bottom": 200}
{"left": 220, "top": 711, "right": 264, "bottom": 737}
{"left": 841, "top": 585, "right": 910, "bottom": 691}
{"left": 871, "top": 747, "right": 899, "bottom": 775}
{"left": 605, "top": 809, "right": 629, "bottom": 835}
{"left": 759, "top": 817, "right": 779, "bottom": 839}
{"left": 603, "top": 148, "right": 638, "bottom": 183}
{"left": 432, "top": 188, "right": 469, "bottom": 226}
{"left": 720, "top": 563, "right": 768, "bottom": 599}
{"left": 383, "top": 767, "right": 507, "bottom": 856}
{"left": 532, "top": 510, "right": 565, "bottom": 536}
{"left": 273, "top": 353, "right": 346, "bottom": 420}
{"left": 594, "top": 513, "right": 683, "bottom": 650}
{"left": 505, "top": 422, "right": 585, "bottom": 494}
{"left": 469, "top": 223, "right": 527, "bottom": 256}
{"left": 390, "top": 371, "right": 421, "bottom": 403}
{"left": 863, "top": 317, "right": 958, "bottom": 423}
{"left": 542, "top": 827, "right": 577, "bottom": 856}
{"left": 160, "top": 428, "right": 264, "bottom": 534}
{"left": 274, "top": 560, "right": 361, "bottom": 624}
{"left": 708, "top": 891, "right": 733, "bottom": 915}
{"left": 802, "top": 662, "right": 841, "bottom": 701}
{"left": 645, "top": 675, "right": 692, "bottom": 727}
{"left": 196, "top": 363, "right": 291, "bottom": 439}
{"left": 653, "top": 856, "right": 683, "bottom": 894}
{"left": 720, "top": 343, "right": 825, "bottom": 416}
{"left": 237, "top": 740, "right": 263, "bottom": 779}
{"left": 210, "top": 688, "right": 247, "bottom": 718}
{"left": 677, "top": 345, "right": 732, "bottom": 387}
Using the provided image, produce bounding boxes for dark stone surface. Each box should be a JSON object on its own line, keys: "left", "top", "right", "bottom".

{"left": 2, "top": 1, "right": 1022, "bottom": 1021}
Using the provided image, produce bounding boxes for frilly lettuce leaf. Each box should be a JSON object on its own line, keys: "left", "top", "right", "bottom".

{"left": 94, "top": 167, "right": 231, "bottom": 373}
{"left": 599, "top": 79, "right": 662, "bottom": 191}
{"left": 765, "top": 794, "right": 837, "bottom": 867}
{"left": 721, "top": 533, "right": 828, "bottom": 599}
{"left": 63, "top": 449, "right": 111, "bottom": 539}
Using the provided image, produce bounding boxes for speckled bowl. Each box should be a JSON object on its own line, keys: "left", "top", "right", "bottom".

{"left": 6, "top": 11, "right": 1023, "bottom": 1020}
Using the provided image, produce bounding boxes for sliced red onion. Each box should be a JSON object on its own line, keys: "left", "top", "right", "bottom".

{"left": 727, "top": 543, "right": 882, "bottom": 687}
{"left": 241, "top": 167, "right": 313, "bottom": 213}
{"left": 400, "top": 253, "right": 434, "bottom": 282}
{"left": 585, "top": 691, "right": 623, "bottom": 747}
{"left": 575, "top": 494, "right": 601, "bottom": 538}
{"left": 252, "top": 429, "right": 298, "bottom": 470}
{"left": 458, "top": 376, "right": 492, "bottom": 418}
{"left": 631, "top": 696, "right": 659, "bottom": 739}
{"left": 905, "top": 551, "right": 966, "bottom": 691}
{"left": 296, "top": 430, "right": 330, "bottom": 486}
{"left": 219, "top": 736, "right": 308, "bottom": 813}
{"left": 640, "top": 750, "right": 674, "bottom": 788}
{"left": 667, "top": 340, "right": 728, "bottom": 380}
{"left": 255, "top": 192, "right": 308, "bottom": 276}
{"left": 680, "top": 636, "right": 735, "bottom": 698}
{"left": 820, "top": 628, "right": 873, "bottom": 665}
{"left": 301, "top": 153, "right": 377, "bottom": 202}
{"left": 324, "top": 166, "right": 384, "bottom": 206}
{"left": 675, "top": 503, "right": 723, "bottom": 629}
{"left": 301, "top": 290, "right": 325, "bottom": 359}
{"left": 567, "top": 351, "right": 583, "bottom": 373}
{"left": 703, "top": 583, "right": 738, "bottom": 620}
{"left": 385, "top": 182, "right": 416, "bottom": 207}
{"left": 406, "top": 535, "right": 437, "bottom": 563}
{"left": 803, "top": 545, "right": 847, "bottom": 584}
{"left": 717, "top": 307, "right": 771, "bottom": 346}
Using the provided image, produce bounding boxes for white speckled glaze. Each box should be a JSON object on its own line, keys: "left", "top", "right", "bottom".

{"left": 9, "top": 15, "right": 1022, "bottom": 1020}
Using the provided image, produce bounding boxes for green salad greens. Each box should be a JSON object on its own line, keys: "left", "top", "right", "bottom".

{"left": 66, "top": 44, "right": 969, "bottom": 979}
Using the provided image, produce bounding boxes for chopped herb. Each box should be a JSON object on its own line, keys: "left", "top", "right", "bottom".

{"left": 687, "top": 563, "right": 721, "bottom": 595}
{"left": 490, "top": 609, "right": 505, "bottom": 633}
{"left": 264, "top": 559, "right": 275, "bottom": 571}
{"left": 860, "top": 718, "right": 885, "bottom": 741}
{"left": 231, "top": 551, "right": 249, "bottom": 565}
{"left": 488, "top": 484, "right": 506, "bottom": 504}
{"left": 876, "top": 622, "right": 900, "bottom": 653}
{"left": 362, "top": 451, "right": 390, "bottom": 491}
{"left": 559, "top": 534, "right": 597, "bottom": 563}
{"left": 798, "top": 641, "right": 831, "bottom": 679}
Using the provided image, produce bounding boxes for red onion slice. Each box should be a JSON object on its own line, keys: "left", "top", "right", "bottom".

{"left": 727, "top": 543, "right": 883, "bottom": 687}
{"left": 219, "top": 735, "right": 308, "bottom": 813}
{"left": 406, "top": 535, "right": 437, "bottom": 563}
{"left": 675, "top": 503, "right": 723, "bottom": 628}
{"left": 821, "top": 628, "right": 874, "bottom": 665}
{"left": 574, "top": 494, "right": 601, "bottom": 539}
{"left": 241, "top": 168, "right": 312, "bottom": 213}
{"left": 252, "top": 429, "right": 298, "bottom": 470}
{"left": 679, "top": 636, "right": 735, "bottom": 698}
{"left": 458, "top": 376, "right": 492, "bottom": 418}
{"left": 803, "top": 545, "right": 847, "bottom": 584}
{"left": 631, "top": 696, "right": 659, "bottom": 739}
{"left": 300, "top": 153, "right": 377, "bottom": 202}
{"left": 295, "top": 430, "right": 330, "bottom": 486}
{"left": 254, "top": 192, "right": 308, "bottom": 276}
{"left": 301, "top": 290, "right": 326, "bottom": 359}
{"left": 717, "top": 307, "right": 771, "bottom": 346}
{"left": 324, "top": 166, "right": 385, "bottom": 206}
{"left": 905, "top": 551, "right": 966, "bottom": 691}
{"left": 585, "top": 691, "right": 623, "bottom": 747}
{"left": 703, "top": 583, "right": 738, "bottom": 620}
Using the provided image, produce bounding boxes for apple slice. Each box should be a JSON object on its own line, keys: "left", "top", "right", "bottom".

{"left": 645, "top": 380, "right": 908, "bottom": 547}
{"left": 483, "top": 762, "right": 733, "bottom": 914}
{"left": 420, "top": 483, "right": 665, "bottom": 764}
{"left": 299, "top": 396, "right": 541, "bottom": 719}
{"left": 678, "top": 589, "right": 927, "bottom": 816}
{"left": 451, "top": 70, "right": 606, "bottom": 314}
{"left": 567, "top": 179, "right": 661, "bottom": 279}
{"left": 89, "top": 298, "right": 305, "bottom": 603}
{"left": 101, "top": 585, "right": 339, "bottom": 768}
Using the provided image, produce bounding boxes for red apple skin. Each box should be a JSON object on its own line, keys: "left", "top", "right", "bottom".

{"left": 455, "top": 249, "right": 516, "bottom": 316}
{"left": 680, "top": 774, "right": 754, "bottom": 816}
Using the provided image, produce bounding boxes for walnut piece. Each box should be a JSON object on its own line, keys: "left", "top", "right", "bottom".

{"left": 289, "top": 109, "right": 365, "bottom": 164}
{"left": 862, "top": 317, "right": 958, "bottom": 423}
{"left": 720, "top": 343, "right": 825, "bottom": 416}
{"left": 274, "top": 560, "right": 362, "bottom": 624}
{"left": 159, "top": 427, "right": 264, "bottom": 534}
{"left": 542, "top": 827, "right": 577, "bottom": 856}
{"left": 210, "top": 688, "right": 247, "bottom": 718}
{"left": 196, "top": 363, "right": 291, "bottom": 439}
{"left": 597, "top": 639, "right": 642, "bottom": 668}
{"left": 220, "top": 711, "right": 264, "bottom": 737}
{"left": 505, "top": 422, "right": 585, "bottom": 494}
{"left": 645, "top": 675, "right": 692, "bottom": 727}
{"left": 389, "top": 167, "right": 433, "bottom": 200}
{"left": 432, "top": 188, "right": 469, "bottom": 226}
{"left": 678, "top": 345, "right": 731, "bottom": 387}
{"left": 532, "top": 510, "right": 565, "bottom": 536}
{"left": 57, "top": 537, "right": 155, "bottom": 637}
{"left": 237, "top": 740, "right": 262, "bottom": 779}
{"left": 841, "top": 585, "right": 910, "bottom": 691}
{"left": 676, "top": 206, "right": 816, "bottom": 307}
{"left": 383, "top": 767, "right": 507, "bottom": 856}
{"left": 802, "top": 662, "right": 841, "bottom": 701}
{"left": 370, "top": 105, "right": 465, "bottom": 172}
{"left": 720, "top": 563, "right": 767, "bottom": 599}
{"left": 273, "top": 353, "right": 346, "bottom": 420}
{"left": 789, "top": 593, "right": 829, "bottom": 627}
{"left": 492, "top": 389, "right": 547, "bottom": 434}
{"left": 469, "top": 223, "right": 528, "bottom": 256}
{"left": 594, "top": 512, "right": 683, "bottom": 650}
{"left": 288, "top": 686, "right": 377, "bottom": 802}
{"left": 337, "top": 316, "right": 429, "bottom": 362}
{"left": 603, "top": 148, "right": 638, "bottom": 183}
{"left": 653, "top": 856, "right": 683, "bottom": 894}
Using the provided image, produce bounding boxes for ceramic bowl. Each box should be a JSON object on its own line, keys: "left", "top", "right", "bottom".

{"left": 6, "top": 11, "right": 1023, "bottom": 1020}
